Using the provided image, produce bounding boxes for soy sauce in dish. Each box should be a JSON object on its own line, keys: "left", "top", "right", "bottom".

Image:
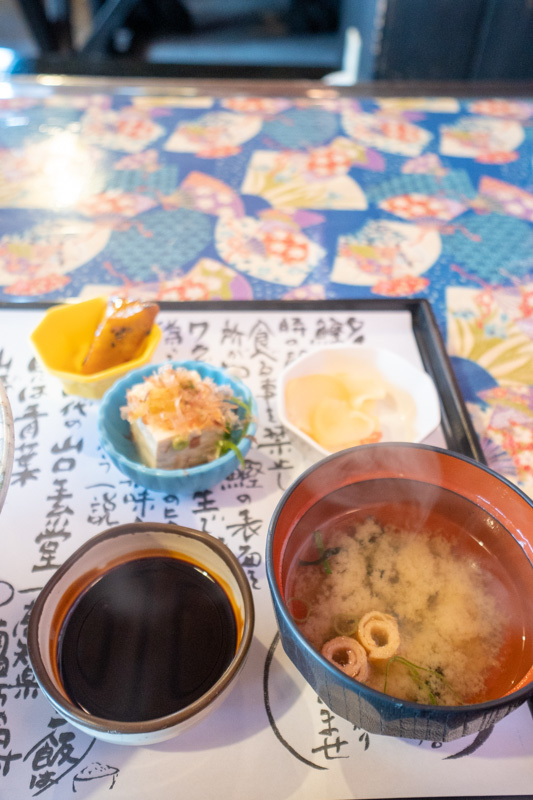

{"left": 57, "top": 556, "right": 237, "bottom": 722}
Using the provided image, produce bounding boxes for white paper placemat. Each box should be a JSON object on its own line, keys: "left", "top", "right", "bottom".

{"left": 0, "top": 304, "right": 531, "bottom": 799}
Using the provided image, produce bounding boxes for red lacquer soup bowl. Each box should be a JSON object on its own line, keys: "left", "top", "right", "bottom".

{"left": 266, "top": 443, "right": 533, "bottom": 742}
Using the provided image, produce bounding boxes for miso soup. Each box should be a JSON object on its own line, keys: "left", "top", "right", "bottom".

{"left": 283, "top": 479, "right": 532, "bottom": 705}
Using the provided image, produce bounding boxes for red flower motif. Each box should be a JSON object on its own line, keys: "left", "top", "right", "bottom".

{"left": 306, "top": 148, "right": 351, "bottom": 177}
{"left": 5, "top": 273, "right": 70, "bottom": 296}
{"left": 476, "top": 150, "right": 519, "bottom": 164}
{"left": 197, "top": 145, "right": 241, "bottom": 158}
{"left": 116, "top": 116, "right": 157, "bottom": 140}
{"left": 176, "top": 280, "right": 209, "bottom": 301}
{"left": 371, "top": 275, "right": 429, "bottom": 297}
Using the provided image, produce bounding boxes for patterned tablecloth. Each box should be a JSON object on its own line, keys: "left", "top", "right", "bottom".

{"left": 1, "top": 83, "right": 533, "bottom": 496}
{"left": 0, "top": 83, "right": 532, "bottom": 486}
{"left": 1, "top": 77, "right": 533, "bottom": 799}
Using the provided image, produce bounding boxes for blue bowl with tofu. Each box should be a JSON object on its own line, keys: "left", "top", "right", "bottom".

{"left": 98, "top": 360, "right": 257, "bottom": 494}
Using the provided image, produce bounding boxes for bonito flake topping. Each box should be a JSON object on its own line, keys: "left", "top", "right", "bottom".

{"left": 120, "top": 365, "right": 242, "bottom": 469}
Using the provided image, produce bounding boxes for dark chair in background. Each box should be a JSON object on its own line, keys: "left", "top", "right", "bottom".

{"left": 9, "top": 0, "right": 533, "bottom": 82}
{"left": 10, "top": 0, "right": 348, "bottom": 79}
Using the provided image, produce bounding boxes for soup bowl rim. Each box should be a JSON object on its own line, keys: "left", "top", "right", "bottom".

{"left": 266, "top": 441, "right": 533, "bottom": 716}
{"left": 28, "top": 521, "right": 255, "bottom": 739}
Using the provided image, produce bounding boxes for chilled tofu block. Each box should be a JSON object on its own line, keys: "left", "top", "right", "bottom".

{"left": 121, "top": 364, "right": 245, "bottom": 471}
{"left": 130, "top": 417, "right": 223, "bottom": 470}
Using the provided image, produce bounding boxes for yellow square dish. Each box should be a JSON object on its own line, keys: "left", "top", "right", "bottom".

{"left": 30, "top": 297, "right": 162, "bottom": 400}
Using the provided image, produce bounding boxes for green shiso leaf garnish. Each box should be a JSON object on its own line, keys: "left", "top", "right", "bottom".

{"left": 217, "top": 438, "right": 245, "bottom": 466}
{"left": 214, "top": 393, "right": 254, "bottom": 466}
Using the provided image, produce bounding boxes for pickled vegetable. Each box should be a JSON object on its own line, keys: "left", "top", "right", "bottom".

{"left": 81, "top": 297, "right": 159, "bottom": 374}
